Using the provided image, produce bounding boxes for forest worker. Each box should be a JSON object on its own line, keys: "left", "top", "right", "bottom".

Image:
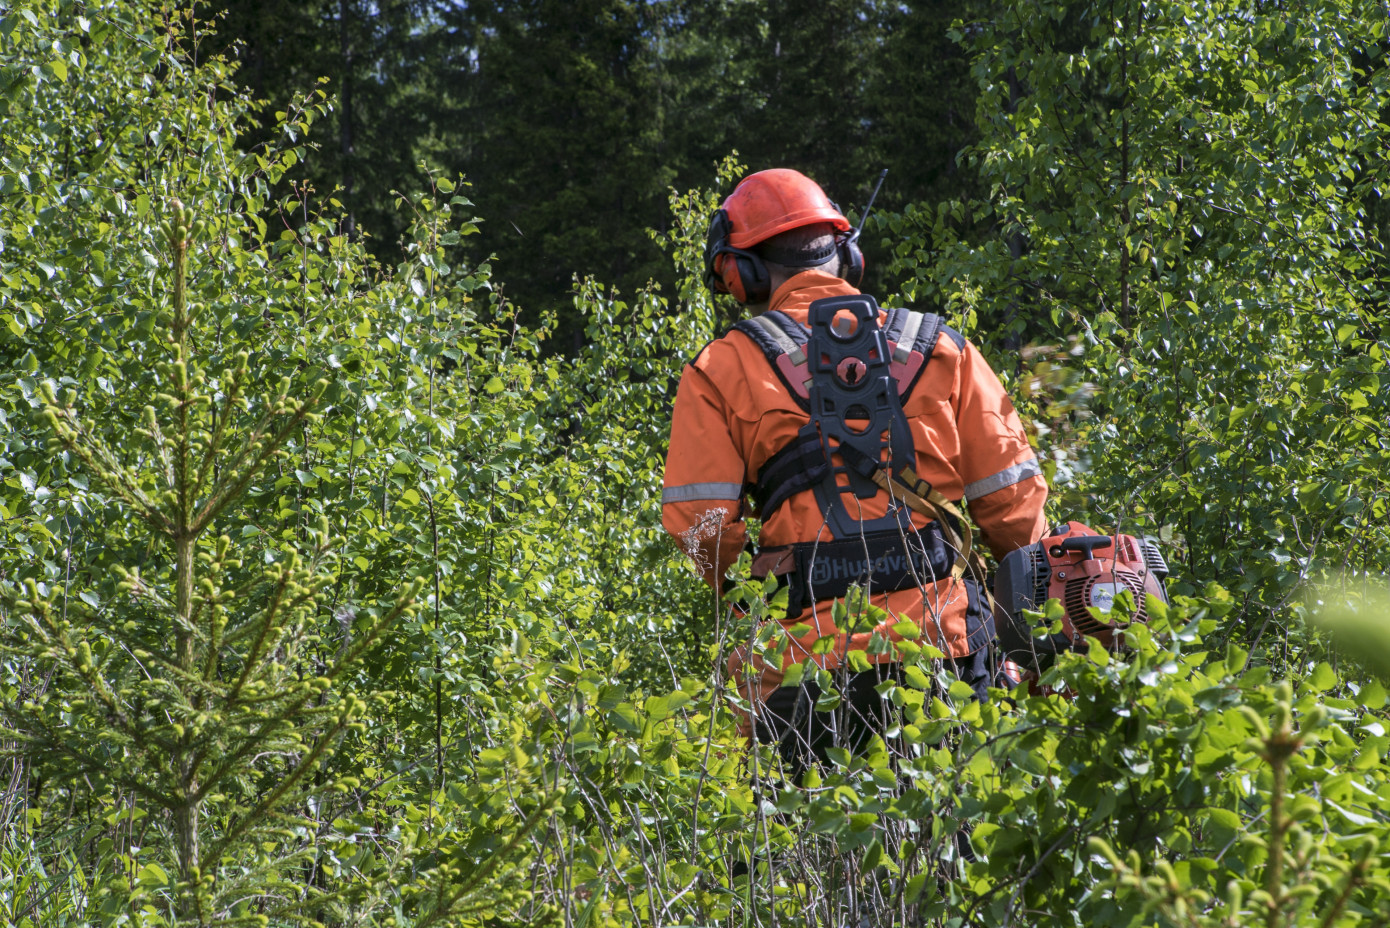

{"left": 661, "top": 168, "right": 1048, "bottom": 781}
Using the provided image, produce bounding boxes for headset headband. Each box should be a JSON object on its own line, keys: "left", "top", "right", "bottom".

{"left": 758, "top": 235, "right": 838, "bottom": 268}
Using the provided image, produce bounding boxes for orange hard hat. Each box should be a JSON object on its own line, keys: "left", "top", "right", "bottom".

{"left": 721, "top": 169, "right": 851, "bottom": 250}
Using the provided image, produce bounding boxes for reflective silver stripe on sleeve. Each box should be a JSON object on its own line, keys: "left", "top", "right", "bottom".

{"left": 893, "top": 311, "right": 924, "bottom": 363}
{"left": 746, "top": 314, "right": 806, "bottom": 365}
{"left": 963, "top": 458, "right": 1043, "bottom": 501}
{"left": 661, "top": 482, "right": 743, "bottom": 504}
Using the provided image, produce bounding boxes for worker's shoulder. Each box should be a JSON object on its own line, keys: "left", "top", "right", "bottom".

{"left": 684, "top": 324, "right": 764, "bottom": 375}
{"left": 936, "top": 321, "right": 967, "bottom": 352}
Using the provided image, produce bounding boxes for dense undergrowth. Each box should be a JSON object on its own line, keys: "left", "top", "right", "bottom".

{"left": 2, "top": 1, "right": 1389, "bottom": 926}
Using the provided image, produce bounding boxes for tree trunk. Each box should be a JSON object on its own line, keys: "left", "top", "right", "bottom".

{"left": 174, "top": 533, "right": 201, "bottom": 895}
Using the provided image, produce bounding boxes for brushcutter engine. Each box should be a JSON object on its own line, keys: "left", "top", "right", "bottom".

{"left": 994, "top": 521, "right": 1170, "bottom": 673}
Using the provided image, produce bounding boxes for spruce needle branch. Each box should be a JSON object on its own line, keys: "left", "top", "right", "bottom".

{"left": 323, "top": 582, "right": 422, "bottom": 684}
{"left": 191, "top": 587, "right": 395, "bottom": 798}
{"left": 22, "top": 593, "right": 133, "bottom": 735}
{"left": 143, "top": 406, "right": 178, "bottom": 492}
{"left": 416, "top": 801, "right": 557, "bottom": 928}
{"left": 16, "top": 709, "right": 177, "bottom": 809}
{"left": 1318, "top": 839, "right": 1375, "bottom": 928}
{"left": 192, "top": 352, "right": 249, "bottom": 501}
{"left": 189, "top": 390, "right": 323, "bottom": 537}
{"left": 192, "top": 691, "right": 340, "bottom": 805}
{"left": 204, "top": 710, "right": 352, "bottom": 863}
{"left": 227, "top": 564, "right": 296, "bottom": 701}
{"left": 42, "top": 405, "right": 173, "bottom": 534}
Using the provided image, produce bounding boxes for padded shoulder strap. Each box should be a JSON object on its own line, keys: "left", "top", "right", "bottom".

{"left": 731, "top": 310, "right": 812, "bottom": 409}
{"left": 884, "top": 309, "right": 944, "bottom": 399}
{"left": 731, "top": 307, "right": 948, "bottom": 425}
{"left": 881, "top": 306, "right": 909, "bottom": 344}
{"left": 736, "top": 311, "right": 807, "bottom": 361}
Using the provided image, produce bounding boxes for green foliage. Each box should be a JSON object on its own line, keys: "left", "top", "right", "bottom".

{"left": 6, "top": 192, "right": 423, "bottom": 921}
{"left": 4, "top": 1, "right": 1390, "bottom": 926}
{"left": 1310, "top": 583, "right": 1390, "bottom": 685}
{"left": 451, "top": 580, "right": 1390, "bottom": 926}
{"left": 1, "top": 3, "right": 551, "bottom": 924}
{"left": 965, "top": 594, "right": 1390, "bottom": 927}
{"left": 881, "top": 0, "right": 1390, "bottom": 641}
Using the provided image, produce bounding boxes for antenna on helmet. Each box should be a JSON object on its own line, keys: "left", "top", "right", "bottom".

{"left": 848, "top": 169, "right": 889, "bottom": 245}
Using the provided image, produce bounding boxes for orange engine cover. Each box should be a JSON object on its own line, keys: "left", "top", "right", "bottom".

{"left": 994, "top": 521, "right": 1169, "bottom": 671}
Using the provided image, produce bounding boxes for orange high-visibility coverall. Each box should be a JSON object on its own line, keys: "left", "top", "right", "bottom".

{"left": 662, "top": 270, "right": 1048, "bottom": 725}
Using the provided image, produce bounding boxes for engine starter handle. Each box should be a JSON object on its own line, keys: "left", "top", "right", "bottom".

{"left": 1050, "top": 535, "right": 1114, "bottom": 560}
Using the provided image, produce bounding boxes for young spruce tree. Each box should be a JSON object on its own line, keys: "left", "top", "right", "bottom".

{"left": 2, "top": 199, "right": 420, "bottom": 924}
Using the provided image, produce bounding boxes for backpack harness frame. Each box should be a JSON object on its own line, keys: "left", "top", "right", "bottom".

{"left": 733, "top": 295, "right": 989, "bottom": 620}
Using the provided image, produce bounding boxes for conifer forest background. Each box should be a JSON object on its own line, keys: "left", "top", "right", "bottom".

{"left": 2, "top": 0, "right": 1390, "bottom": 925}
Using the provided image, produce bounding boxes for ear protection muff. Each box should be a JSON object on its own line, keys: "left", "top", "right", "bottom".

{"left": 837, "top": 230, "right": 865, "bottom": 289}
{"left": 704, "top": 209, "right": 771, "bottom": 304}
{"left": 821, "top": 198, "right": 864, "bottom": 288}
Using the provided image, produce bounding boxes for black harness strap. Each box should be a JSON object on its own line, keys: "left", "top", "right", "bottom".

{"left": 733, "top": 301, "right": 973, "bottom": 619}
{"left": 733, "top": 307, "right": 942, "bottom": 415}
{"left": 750, "top": 422, "right": 824, "bottom": 517}
{"left": 880, "top": 306, "right": 909, "bottom": 344}
{"left": 738, "top": 304, "right": 946, "bottom": 522}
{"left": 755, "top": 524, "right": 960, "bottom": 619}
{"left": 893, "top": 310, "right": 944, "bottom": 398}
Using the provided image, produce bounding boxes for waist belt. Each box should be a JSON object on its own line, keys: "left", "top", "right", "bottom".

{"left": 751, "top": 525, "right": 958, "bottom": 620}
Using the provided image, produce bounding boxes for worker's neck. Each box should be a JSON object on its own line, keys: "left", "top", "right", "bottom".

{"left": 747, "top": 267, "right": 849, "bottom": 315}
